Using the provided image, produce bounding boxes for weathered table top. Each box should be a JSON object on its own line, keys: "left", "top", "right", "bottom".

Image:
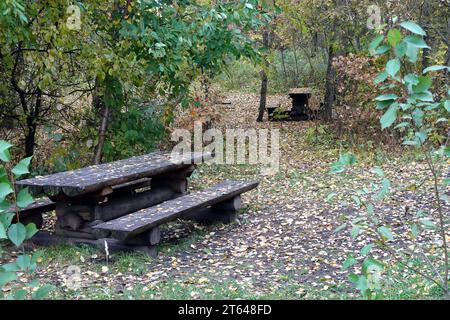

{"left": 16, "top": 151, "right": 209, "bottom": 198}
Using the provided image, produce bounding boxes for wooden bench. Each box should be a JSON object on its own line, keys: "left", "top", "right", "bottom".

{"left": 93, "top": 180, "right": 259, "bottom": 248}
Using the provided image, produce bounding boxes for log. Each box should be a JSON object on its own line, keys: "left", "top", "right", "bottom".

{"left": 43, "top": 185, "right": 62, "bottom": 198}
{"left": 152, "top": 165, "right": 196, "bottom": 179}
{"left": 58, "top": 212, "right": 83, "bottom": 230}
{"left": 28, "top": 185, "right": 43, "bottom": 197}
{"left": 118, "top": 227, "right": 161, "bottom": 245}
{"left": 54, "top": 224, "right": 97, "bottom": 239}
{"left": 184, "top": 196, "right": 241, "bottom": 224}
{"left": 183, "top": 208, "right": 237, "bottom": 224}
{"left": 212, "top": 196, "right": 241, "bottom": 211}
{"left": 151, "top": 178, "right": 187, "bottom": 194}
{"left": 16, "top": 152, "right": 206, "bottom": 198}
{"left": 55, "top": 203, "right": 95, "bottom": 221}
{"left": 96, "top": 186, "right": 174, "bottom": 221}
{"left": 28, "top": 231, "right": 157, "bottom": 257}
{"left": 110, "top": 178, "right": 152, "bottom": 198}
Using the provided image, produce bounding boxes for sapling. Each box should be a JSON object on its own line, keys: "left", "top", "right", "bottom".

{"left": 329, "top": 20, "right": 449, "bottom": 299}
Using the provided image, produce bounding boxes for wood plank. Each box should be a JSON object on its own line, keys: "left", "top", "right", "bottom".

{"left": 16, "top": 152, "right": 211, "bottom": 197}
{"left": 93, "top": 180, "right": 258, "bottom": 239}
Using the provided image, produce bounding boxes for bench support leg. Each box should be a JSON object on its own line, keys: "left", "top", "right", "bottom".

{"left": 118, "top": 227, "right": 161, "bottom": 246}
{"left": 184, "top": 196, "right": 241, "bottom": 224}
{"left": 28, "top": 231, "right": 158, "bottom": 257}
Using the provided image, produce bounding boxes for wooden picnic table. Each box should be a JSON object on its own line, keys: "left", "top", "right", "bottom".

{"left": 16, "top": 151, "right": 208, "bottom": 199}
{"left": 15, "top": 151, "right": 259, "bottom": 256}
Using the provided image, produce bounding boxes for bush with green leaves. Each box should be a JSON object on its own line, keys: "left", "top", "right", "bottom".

{"left": 328, "top": 20, "right": 449, "bottom": 299}
{"left": 0, "top": 140, "right": 53, "bottom": 300}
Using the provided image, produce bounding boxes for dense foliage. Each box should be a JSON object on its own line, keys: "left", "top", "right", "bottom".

{"left": 0, "top": 0, "right": 270, "bottom": 167}
{"left": 330, "top": 20, "right": 449, "bottom": 299}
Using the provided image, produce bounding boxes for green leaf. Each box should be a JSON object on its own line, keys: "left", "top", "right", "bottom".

{"left": 377, "top": 226, "right": 393, "bottom": 241}
{"left": 348, "top": 274, "right": 368, "bottom": 293}
{"left": 25, "top": 223, "right": 38, "bottom": 239}
{"left": 423, "top": 65, "right": 450, "bottom": 74}
{"left": 415, "top": 130, "right": 428, "bottom": 144}
{"left": 334, "top": 223, "right": 347, "bottom": 233}
{"left": 16, "top": 254, "right": 31, "bottom": 270}
{"left": 326, "top": 193, "right": 337, "bottom": 202}
{"left": 414, "top": 91, "right": 433, "bottom": 102}
{"left": 16, "top": 188, "right": 33, "bottom": 208}
{"left": 0, "top": 212, "right": 14, "bottom": 229}
{"left": 0, "top": 140, "right": 13, "bottom": 162}
{"left": 386, "top": 58, "right": 401, "bottom": 77}
{"left": 8, "top": 223, "right": 27, "bottom": 247}
{"left": 0, "top": 271, "right": 17, "bottom": 287}
{"left": 371, "top": 167, "right": 385, "bottom": 177}
{"left": 0, "top": 222, "right": 6, "bottom": 239}
{"left": 444, "top": 100, "right": 450, "bottom": 113}
{"left": 400, "top": 21, "right": 426, "bottom": 36}
{"left": 32, "top": 284, "right": 53, "bottom": 300}
{"left": 380, "top": 103, "right": 398, "bottom": 129}
{"left": 375, "top": 178, "right": 391, "bottom": 199}
{"left": 376, "top": 100, "right": 393, "bottom": 110}
{"left": 420, "top": 219, "right": 435, "bottom": 229}
{"left": 0, "top": 182, "right": 13, "bottom": 200}
{"left": 339, "top": 153, "right": 357, "bottom": 166}
{"left": 351, "top": 225, "right": 361, "bottom": 239}
{"left": 368, "top": 35, "right": 384, "bottom": 52}
{"left": 1, "top": 262, "right": 19, "bottom": 272}
{"left": 375, "top": 45, "right": 391, "bottom": 55}
{"left": 360, "top": 244, "right": 373, "bottom": 256}
{"left": 342, "top": 254, "right": 357, "bottom": 270}
{"left": 406, "top": 43, "right": 418, "bottom": 63}
{"left": 394, "top": 122, "right": 410, "bottom": 129}
{"left": 374, "top": 72, "right": 388, "bottom": 84}
{"left": 412, "top": 108, "right": 424, "bottom": 126}
{"left": 404, "top": 35, "right": 429, "bottom": 48}
{"left": 366, "top": 203, "right": 374, "bottom": 216}
{"left": 404, "top": 73, "right": 419, "bottom": 86}
{"left": 375, "top": 94, "right": 398, "bottom": 101}
{"left": 11, "top": 156, "right": 32, "bottom": 177}
{"left": 395, "top": 41, "right": 407, "bottom": 57}
{"left": 412, "top": 76, "right": 432, "bottom": 93}
{"left": 411, "top": 224, "right": 419, "bottom": 239}
{"left": 362, "top": 257, "right": 384, "bottom": 274}
{"left": 14, "top": 289, "right": 28, "bottom": 300}
{"left": 387, "top": 29, "right": 402, "bottom": 47}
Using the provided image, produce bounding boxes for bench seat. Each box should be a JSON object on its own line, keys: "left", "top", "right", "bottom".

{"left": 93, "top": 180, "right": 258, "bottom": 241}
{"left": 9, "top": 198, "right": 56, "bottom": 229}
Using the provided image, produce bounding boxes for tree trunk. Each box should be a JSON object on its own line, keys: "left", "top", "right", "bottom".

{"left": 420, "top": 2, "right": 430, "bottom": 69}
{"left": 445, "top": 17, "right": 450, "bottom": 85}
{"left": 280, "top": 49, "right": 288, "bottom": 84}
{"left": 257, "top": 70, "right": 268, "bottom": 122}
{"left": 323, "top": 45, "right": 335, "bottom": 122}
{"left": 93, "top": 105, "right": 109, "bottom": 164}
{"left": 257, "top": 29, "right": 270, "bottom": 122}
{"left": 292, "top": 35, "right": 300, "bottom": 87}
{"left": 24, "top": 89, "right": 41, "bottom": 158}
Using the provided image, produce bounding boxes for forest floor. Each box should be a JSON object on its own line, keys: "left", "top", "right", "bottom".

{"left": 2, "top": 93, "right": 448, "bottom": 299}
